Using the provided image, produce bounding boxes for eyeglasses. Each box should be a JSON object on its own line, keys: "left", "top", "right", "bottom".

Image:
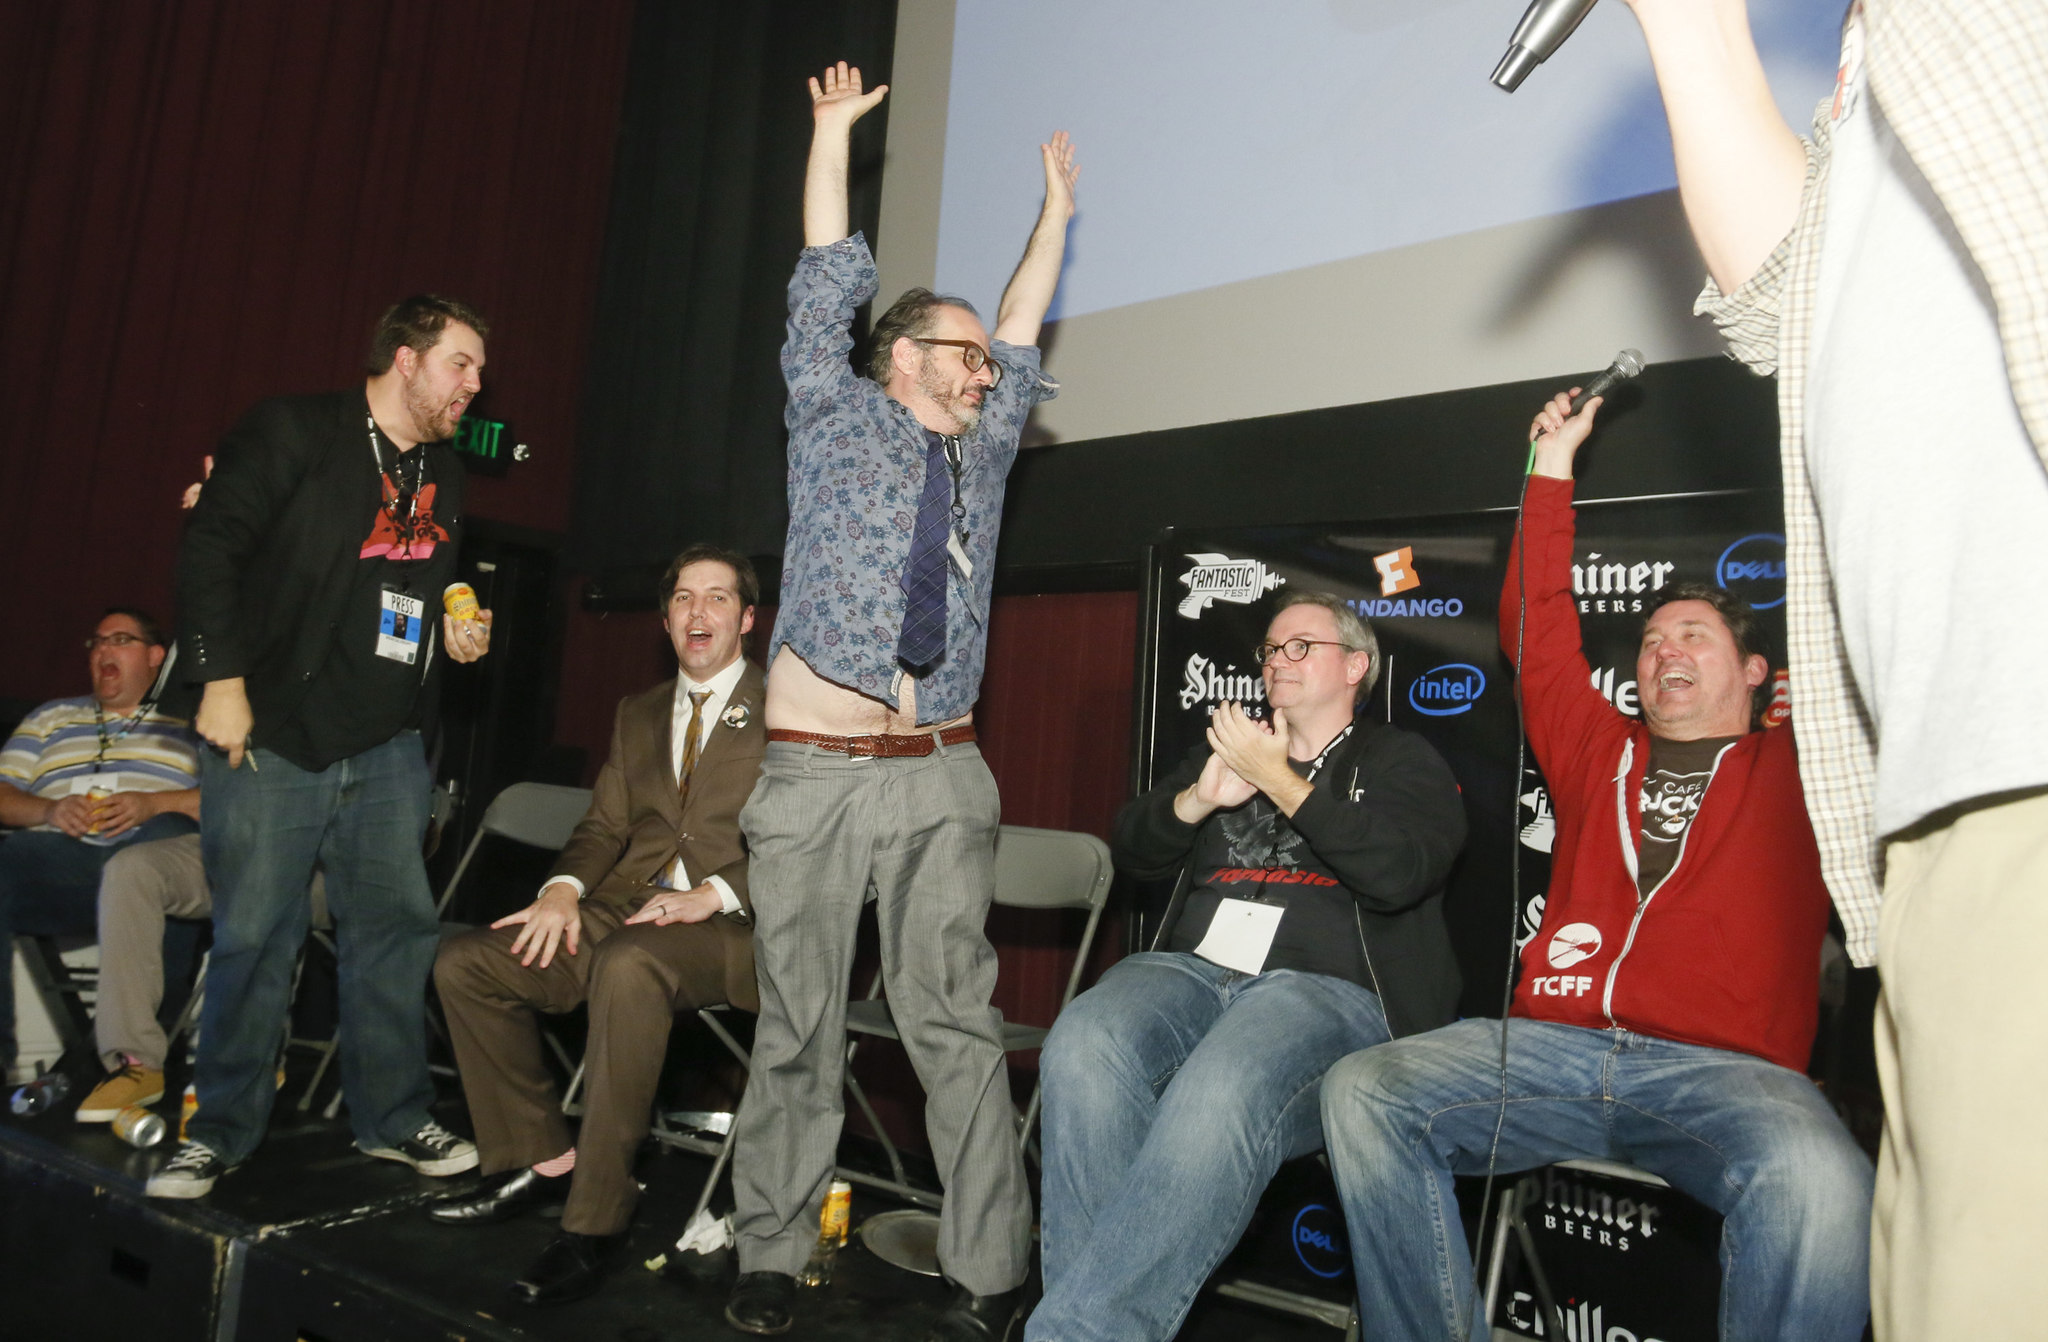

{"left": 913, "top": 338, "right": 1002, "bottom": 387}
{"left": 1256, "top": 638, "right": 1351, "bottom": 664}
{"left": 84, "top": 633, "right": 148, "bottom": 650}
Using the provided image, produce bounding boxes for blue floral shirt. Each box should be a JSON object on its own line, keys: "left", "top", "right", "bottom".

{"left": 774, "top": 233, "right": 1057, "bottom": 723}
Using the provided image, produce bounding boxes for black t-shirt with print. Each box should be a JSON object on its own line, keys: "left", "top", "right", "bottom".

{"left": 1637, "top": 734, "right": 1740, "bottom": 896}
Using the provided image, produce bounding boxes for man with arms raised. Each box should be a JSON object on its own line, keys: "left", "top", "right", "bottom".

{"left": 430, "top": 546, "right": 765, "bottom": 1306}
{"left": 152, "top": 296, "right": 494, "bottom": 1197}
{"left": 1617, "top": 5, "right": 2047, "bottom": 1331}
{"left": 724, "top": 63, "right": 1076, "bottom": 1341}
{"left": 1027, "top": 593, "right": 1465, "bottom": 1342}
{"left": 1321, "top": 391, "right": 1872, "bottom": 1342}
{"left": 0, "top": 608, "right": 198, "bottom": 1088}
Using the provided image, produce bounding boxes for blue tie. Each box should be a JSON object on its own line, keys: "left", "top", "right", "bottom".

{"left": 897, "top": 432, "right": 953, "bottom": 671}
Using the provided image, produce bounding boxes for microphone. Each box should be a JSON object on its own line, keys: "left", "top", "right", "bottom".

{"left": 1569, "top": 349, "right": 1644, "bottom": 414}
{"left": 1491, "top": 0, "right": 1601, "bottom": 92}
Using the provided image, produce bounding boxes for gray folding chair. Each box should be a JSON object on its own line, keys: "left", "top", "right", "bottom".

{"left": 435, "top": 782, "right": 595, "bottom": 918}
{"left": 840, "top": 823, "right": 1115, "bottom": 1210}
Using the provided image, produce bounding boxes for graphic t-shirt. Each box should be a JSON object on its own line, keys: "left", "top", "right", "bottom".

{"left": 1164, "top": 755, "right": 1372, "bottom": 986}
{"left": 1636, "top": 735, "right": 1737, "bottom": 896}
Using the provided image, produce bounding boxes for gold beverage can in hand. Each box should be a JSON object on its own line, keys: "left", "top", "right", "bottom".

{"left": 442, "top": 583, "right": 481, "bottom": 622}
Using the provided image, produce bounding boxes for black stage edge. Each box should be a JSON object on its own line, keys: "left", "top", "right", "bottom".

{"left": 1, "top": 1082, "right": 1347, "bottom": 1341}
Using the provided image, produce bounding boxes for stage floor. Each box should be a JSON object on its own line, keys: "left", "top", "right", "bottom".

{"left": 0, "top": 1067, "right": 1347, "bottom": 1341}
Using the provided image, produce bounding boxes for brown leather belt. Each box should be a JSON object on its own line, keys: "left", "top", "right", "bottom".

{"left": 766, "top": 724, "right": 977, "bottom": 758}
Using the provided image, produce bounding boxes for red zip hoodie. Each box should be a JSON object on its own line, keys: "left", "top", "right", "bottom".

{"left": 1500, "top": 477, "right": 1828, "bottom": 1071}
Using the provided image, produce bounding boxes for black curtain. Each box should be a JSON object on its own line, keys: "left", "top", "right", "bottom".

{"left": 572, "top": 0, "right": 898, "bottom": 580}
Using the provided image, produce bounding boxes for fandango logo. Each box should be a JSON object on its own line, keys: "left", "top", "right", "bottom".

{"left": 1290, "top": 1204, "right": 1348, "bottom": 1280}
{"left": 1715, "top": 533, "right": 1786, "bottom": 610}
{"left": 1407, "top": 664, "right": 1486, "bottom": 716}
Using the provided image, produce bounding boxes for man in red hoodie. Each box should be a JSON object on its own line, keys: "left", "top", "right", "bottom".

{"left": 1321, "top": 389, "right": 1873, "bottom": 1342}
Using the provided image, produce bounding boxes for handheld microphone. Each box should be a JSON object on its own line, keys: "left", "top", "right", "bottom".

{"left": 1491, "top": 0, "right": 1601, "bottom": 92}
{"left": 1568, "top": 348, "right": 1644, "bottom": 413}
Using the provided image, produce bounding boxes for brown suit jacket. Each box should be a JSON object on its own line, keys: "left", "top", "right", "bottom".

{"left": 549, "top": 661, "right": 766, "bottom": 1011}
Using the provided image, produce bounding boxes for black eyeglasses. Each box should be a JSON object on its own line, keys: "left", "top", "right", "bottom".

{"left": 1256, "top": 638, "right": 1351, "bottom": 664}
{"left": 84, "top": 633, "right": 148, "bottom": 650}
{"left": 913, "top": 338, "right": 1002, "bottom": 387}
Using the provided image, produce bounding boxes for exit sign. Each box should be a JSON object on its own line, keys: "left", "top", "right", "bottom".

{"left": 454, "top": 416, "right": 518, "bottom": 475}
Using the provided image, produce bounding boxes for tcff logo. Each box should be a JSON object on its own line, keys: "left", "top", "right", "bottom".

{"left": 1409, "top": 663, "right": 1486, "bottom": 716}
{"left": 1716, "top": 533, "right": 1786, "bottom": 610}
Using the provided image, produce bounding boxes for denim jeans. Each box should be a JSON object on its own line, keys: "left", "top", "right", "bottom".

{"left": 190, "top": 732, "right": 440, "bottom": 1164}
{"left": 1321, "top": 1018, "right": 1873, "bottom": 1342}
{"left": 0, "top": 813, "right": 197, "bottom": 1068}
{"left": 1027, "top": 952, "right": 1391, "bottom": 1342}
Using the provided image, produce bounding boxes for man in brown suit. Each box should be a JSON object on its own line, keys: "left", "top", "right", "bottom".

{"left": 430, "top": 543, "right": 766, "bottom": 1306}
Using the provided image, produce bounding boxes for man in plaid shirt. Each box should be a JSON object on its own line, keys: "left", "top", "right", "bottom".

{"left": 1621, "top": 2, "right": 2048, "bottom": 1336}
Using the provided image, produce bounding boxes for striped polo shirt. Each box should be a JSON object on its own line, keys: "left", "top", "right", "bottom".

{"left": 0, "top": 696, "right": 200, "bottom": 847}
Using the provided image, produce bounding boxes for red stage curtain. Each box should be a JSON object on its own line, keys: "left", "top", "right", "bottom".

{"left": 0, "top": 1, "right": 634, "bottom": 706}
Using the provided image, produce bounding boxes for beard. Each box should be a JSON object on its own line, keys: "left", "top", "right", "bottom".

{"left": 402, "top": 374, "right": 461, "bottom": 443}
{"left": 916, "top": 354, "right": 983, "bottom": 436}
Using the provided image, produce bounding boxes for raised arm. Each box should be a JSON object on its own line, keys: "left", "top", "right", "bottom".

{"left": 1621, "top": 0, "right": 1807, "bottom": 294}
{"left": 802, "top": 61, "right": 889, "bottom": 248}
{"left": 992, "top": 131, "right": 1079, "bottom": 348}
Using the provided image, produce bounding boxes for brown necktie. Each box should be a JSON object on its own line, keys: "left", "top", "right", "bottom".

{"left": 679, "top": 689, "right": 711, "bottom": 799}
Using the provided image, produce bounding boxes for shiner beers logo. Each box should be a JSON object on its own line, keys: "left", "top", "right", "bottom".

{"left": 1178, "top": 553, "right": 1285, "bottom": 618}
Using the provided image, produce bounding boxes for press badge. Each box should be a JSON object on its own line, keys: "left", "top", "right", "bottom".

{"left": 376, "top": 587, "right": 427, "bottom": 664}
{"left": 1192, "top": 898, "right": 1285, "bottom": 976}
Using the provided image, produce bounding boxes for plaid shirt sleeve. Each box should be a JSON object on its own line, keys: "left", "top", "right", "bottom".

{"left": 1690, "top": 2, "right": 2048, "bottom": 965}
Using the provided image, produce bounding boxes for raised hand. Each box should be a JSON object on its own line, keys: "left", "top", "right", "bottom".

{"left": 1528, "top": 389, "right": 1602, "bottom": 480}
{"left": 1041, "top": 131, "right": 1079, "bottom": 221}
{"left": 809, "top": 61, "right": 888, "bottom": 131}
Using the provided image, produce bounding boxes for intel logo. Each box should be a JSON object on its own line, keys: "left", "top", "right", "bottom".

{"left": 1716, "top": 533, "right": 1786, "bottom": 610}
{"left": 1408, "top": 663, "right": 1486, "bottom": 717}
{"left": 1291, "top": 1204, "right": 1349, "bottom": 1280}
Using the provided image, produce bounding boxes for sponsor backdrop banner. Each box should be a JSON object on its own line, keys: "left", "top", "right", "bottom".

{"left": 1132, "top": 491, "right": 1786, "bottom": 1339}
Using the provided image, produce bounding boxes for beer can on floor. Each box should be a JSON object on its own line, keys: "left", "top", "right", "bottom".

{"left": 442, "top": 583, "right": 480, "bottom": 622}
{"left": 179, "top": 1083, "right": 199, "bottom": 1140}
{"left": 823, "top": 1179, "right": 852, "bottom": 1247}
{"left": 112, "top": 1105, "right": 166, "bottom": 1148}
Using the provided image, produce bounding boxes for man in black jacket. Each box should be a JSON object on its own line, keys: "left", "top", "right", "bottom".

{"left": 148, "top": 296, "right": 494, "bottom": 1198}
{"left": 1026, "top": 592, "right": 1468, "bottom": 1342}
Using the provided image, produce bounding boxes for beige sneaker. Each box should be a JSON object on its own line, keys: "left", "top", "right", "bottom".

{"left": 77, "top": 1063, "right": 166, "bottom": 1123}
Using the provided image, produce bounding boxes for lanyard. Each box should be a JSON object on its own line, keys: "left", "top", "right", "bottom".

{"left": 92, "top": 700, "right": 144, "bottom": 773}
{"left": 367, "top": 415, "right": 429, "bottom": 557}
{"left": 942, "top": 434, "right": 968, "bottom": 537}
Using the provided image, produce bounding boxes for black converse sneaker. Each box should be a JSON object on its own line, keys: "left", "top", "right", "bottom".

{"left": 358, "top": 1120, "right": 480, "bottom": 1176}
{"left": 145, "top": 1140, "right": 232, "bottom": 1198}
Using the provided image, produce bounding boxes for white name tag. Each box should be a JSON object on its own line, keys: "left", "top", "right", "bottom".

{"left": 1191, "top": 898, "right": 1284, "bottom": 976}
{"left": 376, "top": 588, "right": 427, "bottom": 664}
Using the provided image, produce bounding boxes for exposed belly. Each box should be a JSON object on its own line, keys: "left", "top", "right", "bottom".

{"left": 764, "top": 644, "right": 971, "bottom": 736}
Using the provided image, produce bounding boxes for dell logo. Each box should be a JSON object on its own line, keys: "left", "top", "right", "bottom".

{"left": 1715, "top": 533, "right": 1787, "bottom": 610}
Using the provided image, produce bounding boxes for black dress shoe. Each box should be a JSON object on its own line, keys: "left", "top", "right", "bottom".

{"left": 510, "top": 1231, "right": 623, "bottom": 1306}
{"left": 925, "top": 1281, "right": 1026, "bottom": 1342}
{"left": 426, "top": 1167, "right": 570, "bottom": 1225}
{"left": 725, "top": 1270, "right": 797, "bottom": 1335}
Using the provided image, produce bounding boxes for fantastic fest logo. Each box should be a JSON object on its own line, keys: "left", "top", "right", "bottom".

{"left": 1177, "top": 553, "right": 1284, "bottom": 619}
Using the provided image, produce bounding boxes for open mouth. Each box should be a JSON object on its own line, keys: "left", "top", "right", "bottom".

{"left": 1657, "top": 669, "right": 1697, "bottom": 691}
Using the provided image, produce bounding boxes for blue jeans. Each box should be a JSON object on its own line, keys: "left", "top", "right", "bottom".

{"left": 1027, "top": 952, "right": 1392, "bottom": 1342}
{"left": 191, "top": 733, "right": 440, "bottom": 1164}
{"left": 1321, "top": 1018, "right": 1873, "bottom": 1342}
{"left": 0, "top": 813, "right": 197, "bottom": 1067}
